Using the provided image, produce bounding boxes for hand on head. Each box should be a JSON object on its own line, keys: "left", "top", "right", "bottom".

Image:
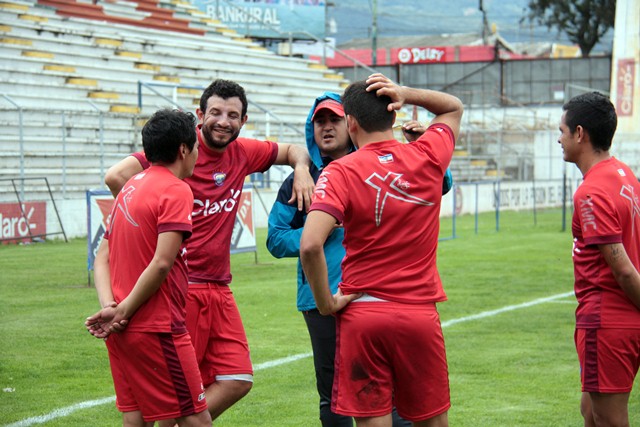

{"left": 365, "top": 73, "right": 405, "bottom": 112}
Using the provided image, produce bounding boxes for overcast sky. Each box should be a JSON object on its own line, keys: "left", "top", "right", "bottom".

{"left": 328, "top": 0, "right": 614, "bottom": 52}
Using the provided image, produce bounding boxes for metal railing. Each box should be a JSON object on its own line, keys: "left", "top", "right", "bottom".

{"left": 0, "top": 96, "right": 110, "bottom": 198}
{"left": 137, "top": 80, "right": 304, "bottom": 141}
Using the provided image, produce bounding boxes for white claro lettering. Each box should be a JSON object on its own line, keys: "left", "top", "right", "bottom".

{"left": 192, "top": 189, "right": 241, "bottom": 217}
{"left": 0, "top": 205, "right": 36, "bottom": 238}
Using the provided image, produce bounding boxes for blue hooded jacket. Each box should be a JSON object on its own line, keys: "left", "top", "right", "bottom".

{"left": 266, "top": 92, "right": 454, "bottom": 312}
{"left": 266, "top": 92, "right": 346, "bottom": 311}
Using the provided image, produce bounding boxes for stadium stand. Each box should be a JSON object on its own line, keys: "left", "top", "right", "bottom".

{"left": 0, "top": 0, "right": 350, "bottom": 200}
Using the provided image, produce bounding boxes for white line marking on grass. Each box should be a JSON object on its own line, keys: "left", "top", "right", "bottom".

{"left": 4, "top": 397, "right": 116, "bottom": 427}
{"left": 253, "top": 352, "right": 313, "bottom": 371}
{"left": 4, "top": 292, "right": 575, "bottom": 427}
{"left": 441, "top": 291, "right": 575, "bottom": 328}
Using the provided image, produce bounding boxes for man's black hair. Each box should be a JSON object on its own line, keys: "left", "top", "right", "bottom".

{"left": 142, "top": 109, "right": 197, "bottom": 163}
{"left": 563, "top": 92, "right": 617, "bottom": 151}
{"left": 342, "top": 80, "right": 394, "bottom": 133}
{"left": 199, "top": 79, "right": 248, "bottom": 117}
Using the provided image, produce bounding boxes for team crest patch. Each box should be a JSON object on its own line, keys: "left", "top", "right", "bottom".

{"left": 213, "top": 172, "right": 226, "bottom": 186}
{"left": 378, "top": 154, "right": 394, "bottom": 164}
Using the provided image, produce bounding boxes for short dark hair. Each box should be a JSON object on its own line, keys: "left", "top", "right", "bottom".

{"left": 142, "top": 109, "right": 197, "bottom": 164}
{"left": 562, "top": 92, "right": 617, "bottom": 151}
{"left": 342, "top": 80, "right": 395, "bottom": 133}
{"left": 200, "top": 79, "right": 248, "bottom": 117}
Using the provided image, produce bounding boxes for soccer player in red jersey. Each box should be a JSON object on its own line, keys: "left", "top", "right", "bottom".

{"left": 300, "top": 74, "right": 463, "bottom": 427}
{"left": 104, "top": 79, "right": 314, "bottom": 422}
{"left": 86, "top": 109, "right": 211, "bottom": 426}
{"left": 559, "top": 92, "right": 640, "bottom": 427}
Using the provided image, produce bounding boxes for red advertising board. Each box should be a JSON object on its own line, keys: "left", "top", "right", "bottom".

{"left": 0, "top": 201, "right": 47, "bottom": 243}
{"left": 393, "top": 46, "right": 448, "bottom": 64}
{"left": 617, "top": 59, "right": 635, "bottom": 117}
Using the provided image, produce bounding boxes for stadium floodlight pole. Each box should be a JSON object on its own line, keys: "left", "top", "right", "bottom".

{"left": 86, "top": 100, "right": 104, "bottom": 190}
{"left": 371, "top": 0, "right": 378, "bottom": 66}
{"left": 2, "top": 94, "right": 24, "bottom": 200}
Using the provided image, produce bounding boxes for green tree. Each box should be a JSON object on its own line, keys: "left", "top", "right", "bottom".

{"left": 523, "top": 0, "right": 615, "bottom": 56}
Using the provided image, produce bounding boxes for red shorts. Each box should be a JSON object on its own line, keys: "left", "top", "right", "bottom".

{"left": 333, "top": 301, "right": 450, "bottom": 422}
{"left": 575, "top": 328, "right": 640, "bottom": 393}
{"left": 186, "top": 283, "right": 253, "bottom": 386}
{"left": 106, "top": 331, "right": 207, "bottom": 422}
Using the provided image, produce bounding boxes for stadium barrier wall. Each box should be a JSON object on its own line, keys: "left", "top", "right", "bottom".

{"left": 22, "top": 178, "right": 576, "bottom": 243}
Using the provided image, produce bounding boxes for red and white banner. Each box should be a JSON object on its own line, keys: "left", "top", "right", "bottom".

{"left": 0, "top": 201, "right": 47, "bottom": 243}
{"left": 394, "top": 46, "right": 447, "bottom": 64}
{"left": 616, "top": 58, "right": 635, "bottom": 117}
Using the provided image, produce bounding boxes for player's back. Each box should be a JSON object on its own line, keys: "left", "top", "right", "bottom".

{"left": 573, "top": 157, "right": 640, "bottom": 328}
{"left": 107, "top": 166, "right": 193, "bottom": 332}
{"left": 326, "top": 135, "right": 450, "bottom": 303}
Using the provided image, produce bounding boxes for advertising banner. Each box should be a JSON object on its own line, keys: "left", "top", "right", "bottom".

{"left": 0, "top": 201, "right": 47, "bottom": 243}
{"left": 192, "top": 0, "right": 325, "bottom": 40}
{"left": 616, "top": 58, "right": 635, "bottom": 117}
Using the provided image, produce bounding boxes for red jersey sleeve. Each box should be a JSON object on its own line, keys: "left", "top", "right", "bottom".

{"left": 309, "top": 165, "right": 348, "bottom": 224}
{"left": 157, "top": 180, "right": 194, "bottom": 240}
{"left": 238, "top": 138, "right": 279, "bottom": 174}
{"left": 574, "top": 183, "right": 622, "bottom": 245}
{"left": 414, "top": 123, "right": 455, "bottom": 172}
{"left": 131, "top": 151, "right": 151, "bottom": 170}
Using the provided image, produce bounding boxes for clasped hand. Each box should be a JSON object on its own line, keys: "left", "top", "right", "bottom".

{"left": 85, "top": 302, "right": 129, "bottom": 340}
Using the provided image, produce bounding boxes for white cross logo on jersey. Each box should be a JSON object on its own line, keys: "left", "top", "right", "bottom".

{"left": 365, "top": 171, "right": 433, "bottom": 226}
{"left": 114, "top": 184, "right": 139, "bottom": 228}
{"left": 620, "top": 184, "right": 640, "bottom": 237}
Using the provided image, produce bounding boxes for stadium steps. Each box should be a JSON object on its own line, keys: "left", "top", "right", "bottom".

{"left": 0, "top": 0, "right": 350, "bottom": 200}
{"left": 0, "top": 68, "right": 323, "bottom": 125}
{"left": 0, "top": 42, "right": 344, "bottom": 98}
{"left": 36, "top": 0, "right": 206, "bottom": 36}
{"left": 0, "top": 11, "right": 334, "bottom": 77}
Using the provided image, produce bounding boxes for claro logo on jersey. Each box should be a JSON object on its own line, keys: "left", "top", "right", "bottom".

{"left": 193, "top": 188, "right": 241, "bottom": 216}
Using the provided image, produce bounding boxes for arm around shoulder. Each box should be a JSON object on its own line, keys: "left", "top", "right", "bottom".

{"left": 105, "top": 155, "right": 145, "bottom": 197}
{"left": 274, "top": 143, "right": 314, "bottom": 212}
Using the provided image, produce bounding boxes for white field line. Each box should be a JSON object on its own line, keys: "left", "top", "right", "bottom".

{"left": 4, "top": 291, "right": 575, "bottom": 427}
{"left": 441, "top": 291, "right": 575, "bottom": 328}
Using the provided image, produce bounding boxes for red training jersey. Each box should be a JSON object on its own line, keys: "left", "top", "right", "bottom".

{"left": 105, "top": 166, "right": 193, "bottom": 333}
{"left": 572, "top": 157, "right": 640, "bottom": 329}
{"left": 133, "top": 125, "right": 277, "bottom": 284}
{"left": 310, "top": 123, "right": 455, "bottom": 303}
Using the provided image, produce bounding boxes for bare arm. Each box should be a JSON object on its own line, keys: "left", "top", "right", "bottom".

{"left": 274, "top": 143, "right": 314, "bottom": 212}
{"left": 93, "top": 239, "right": 115, "bottom": 308}
{"left": 114, "top": 231, "right": 184, "bottom": 320}
{"left": 86, "top": 231, "right": 184, "bottom": 337}
{"left": 300, "top": 211, "right": 359, "bottom": 315}
{"left": 599, "top": 242, "right": 640, "bottom": 310}
{"left": 105, "top": 156, "right": 144, "bottom": 197}
{"left": 86, "top": 239, "right": 128, "bottom": 339}
{"left": 366, "top": 73, "right": 464, "bottom": 141}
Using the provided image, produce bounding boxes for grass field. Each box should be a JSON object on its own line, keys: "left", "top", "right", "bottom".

{"left": 2, "top": 209, "right": 640, "bottom": 426}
